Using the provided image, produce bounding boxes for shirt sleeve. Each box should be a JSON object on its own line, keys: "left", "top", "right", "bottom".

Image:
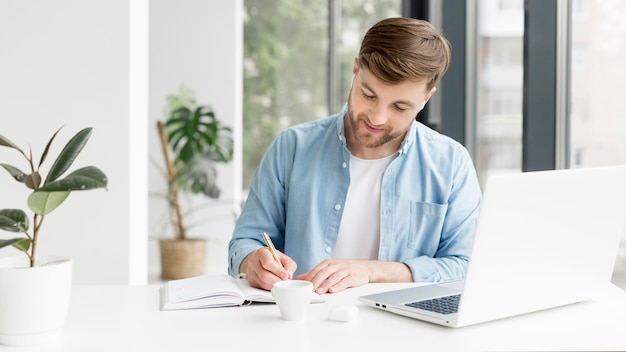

{"left": 227, "top": 132, "right": 290, "bottom": 277}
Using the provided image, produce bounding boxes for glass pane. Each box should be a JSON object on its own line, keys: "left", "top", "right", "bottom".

{"left": 335, "top": 1, "right": 402, "bottom": 113}
{"left": 242, "top": 0, "right": 401, "bottom": 189}
{"left": 569, "top": 2, "right": 626, "bottom": 168}
{"left": 243, "top": 0, "right": 329, "bottom": 188}
{"left": 569, "top": 0, "right": 626, "bottom": 289}
{"left": 474, "top": 0, "right": 524, "bottom": 186}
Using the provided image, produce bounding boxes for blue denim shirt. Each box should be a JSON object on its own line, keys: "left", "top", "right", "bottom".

{"left": 228, "top": 106, "right": 482, "bottom": 282}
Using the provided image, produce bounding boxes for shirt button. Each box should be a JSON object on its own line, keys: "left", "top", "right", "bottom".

{"left": 334, "top": 204, "right": 341, "bottom": 211}
{"left": 325, "top": 246, "right": 332, "bottom": 253}
{"left": 342, "top": 162, "right": 347, "bottom": 168}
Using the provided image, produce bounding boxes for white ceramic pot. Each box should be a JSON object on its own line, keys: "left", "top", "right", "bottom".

{"left": 0, "top": 255, "right": 72, "bottom": 346}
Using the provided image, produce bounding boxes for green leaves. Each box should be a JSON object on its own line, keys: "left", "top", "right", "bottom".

{"left": 27, "top": 191, "right": 71, "bottom": 216}
{"left": 1, "top": 126, "right": 109, "bottom": 264}
{"left": 0, "top": 238, "right": 31, "bottom": 252}
{"left": 0, "top": 209, "right": 29, "bottom": 233}
{"left": 44, "top": 127, "right": 92, "bottom": 184}
{"left": 0, "top": 133, "right": 30, "bottom": 185}
{"left": 37, "top": 166, "right": 108, "bottom": 192}
{"left": 0, "top": 133, "right": 25, "bottom": 153}
{"left": 0, "top": 163, "right": 27, "bottom": 183}
{"left": 29, "top": 166, "right": 108, "bottom": 215}
{"left": 0, "top": 209, "right": 31, "bottom": 253}
{"left": 165, "top": 105, "right": 234, "bottom": 165}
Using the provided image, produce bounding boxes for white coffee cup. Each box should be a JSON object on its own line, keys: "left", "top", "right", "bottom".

{"left": 271, "top": 280, "right": 314, "bottom": 321}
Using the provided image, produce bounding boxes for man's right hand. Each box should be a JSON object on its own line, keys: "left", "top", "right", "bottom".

{"left": 239, "top": 247, "right": 297, "bottom": 291}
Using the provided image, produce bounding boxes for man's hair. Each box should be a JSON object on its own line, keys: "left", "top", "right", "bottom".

{"left": 358, "top": 17, "right": 451, "bottom": 90}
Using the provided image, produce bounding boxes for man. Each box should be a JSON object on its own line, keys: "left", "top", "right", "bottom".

{"left": 228, "top": 17, "right": 481, "bottom": 294}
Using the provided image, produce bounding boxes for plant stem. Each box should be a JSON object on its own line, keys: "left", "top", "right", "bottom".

{"left": 157, "top": 121, "right": 186, "bottom": 240}
{"left": 30, "top": 213, "right": 44, "bottom": 267}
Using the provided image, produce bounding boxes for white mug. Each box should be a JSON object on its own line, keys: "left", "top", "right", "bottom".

{"left": 271, "top": 280, "right": 313, "bottom": 321}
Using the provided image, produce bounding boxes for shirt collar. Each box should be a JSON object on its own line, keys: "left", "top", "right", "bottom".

{"left": 336, "top": 104, "right": 349, "bottom": 147}
{"left": 398, "top": 121, "right": 417, "bottom": 156}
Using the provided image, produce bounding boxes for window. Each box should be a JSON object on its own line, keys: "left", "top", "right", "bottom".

{"left": 569, "top": 1, "right": 626, "bottom": 288}
{"left": 572, "top": 0, "right": 586, "bottom": 18}
{"left": 475, "top": 0, "right": 524, "bottom": 184}
{"left": 242, "top": 0, "right": 401, "bottom": 189}
{"left": 498, "top": 0, "right": 523, "bottom": 12}
{"left": 569, "top": 1, "right": 626, "bottom": 168}
{"left": 240, "top": 0, "right": 626, "bottom": 289}
{"left": 571, "top": 45, "right": 587, "bottom": 70}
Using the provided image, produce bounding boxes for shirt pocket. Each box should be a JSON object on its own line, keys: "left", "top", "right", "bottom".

{"left": 408, "top": 201, "right": 448, "bottom": 255}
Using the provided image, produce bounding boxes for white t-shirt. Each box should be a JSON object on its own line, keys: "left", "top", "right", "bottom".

{"left": 333, "top": 152, "right": 398, "bottom": 259}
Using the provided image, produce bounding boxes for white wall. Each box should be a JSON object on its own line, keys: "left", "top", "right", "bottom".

{"left": 0, "top": 0, "right": 146, "bottom": 284}
{"left": 148, "top": 0, "right": 243, "bottom": 280}
{"left": 0, "top": 0, "right": 241, "bottom": 284}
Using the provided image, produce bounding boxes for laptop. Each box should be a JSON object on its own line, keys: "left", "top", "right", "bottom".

{"left": 358, "top": 165, "right": 626, "bottom": 328}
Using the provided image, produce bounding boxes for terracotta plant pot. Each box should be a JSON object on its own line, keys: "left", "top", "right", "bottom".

{"left": 159, "top": 238, "right": 206, "bottom": 280}
{"left": 0, "top": 255, "right": 72, "bottom": 346}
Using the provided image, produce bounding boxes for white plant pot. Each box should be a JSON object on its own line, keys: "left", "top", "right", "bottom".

{"left": 0, "top": 255, "right": 72, "bottom": 346}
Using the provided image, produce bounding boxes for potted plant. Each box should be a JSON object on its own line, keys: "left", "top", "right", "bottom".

{"left": 156, "top": 87, "right": 233, "bottom": 280}
{"left": 0, "top": 127, "right": 107, "bottom": 346}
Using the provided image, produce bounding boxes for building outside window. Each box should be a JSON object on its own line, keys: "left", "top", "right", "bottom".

{"left": 568, "top": 0, "right": 626, "bottom": 288}
{"left": 475, "top": 0, "right": 524, "bottom": 184}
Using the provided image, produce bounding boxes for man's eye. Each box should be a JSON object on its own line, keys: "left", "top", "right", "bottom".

{"left": 361, "top": 92, "right": 375, "bottom": 100}
{"left": 394, "top": 105, "right": 409, "bottom": 111}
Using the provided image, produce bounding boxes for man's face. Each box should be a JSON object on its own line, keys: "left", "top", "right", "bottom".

{"left": 346, "top": 61, "right": 436, "bottom": 157}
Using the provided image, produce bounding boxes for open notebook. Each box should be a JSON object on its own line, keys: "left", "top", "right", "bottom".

{"left": 359, "top": 165, "right": 626, "bottom": 327}
{"left": 160, "top": 274, "right": 323, "bottom": 311}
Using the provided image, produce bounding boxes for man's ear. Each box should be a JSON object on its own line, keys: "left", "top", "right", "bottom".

{"left": 417, "top": 87, "right": 437, "bottom": 119}
{"left": 424, "top": 87, "right": 437, "bottom": 104}
{"left": 351, "top": 58, "right": 359, "bottom": 88}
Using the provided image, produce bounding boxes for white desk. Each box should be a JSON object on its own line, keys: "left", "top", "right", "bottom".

{"left": 1, "top": 283, "right": 625, "bottom": 352}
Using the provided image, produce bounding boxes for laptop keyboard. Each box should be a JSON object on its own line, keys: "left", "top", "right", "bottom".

{"left": 405, "top": 294, "right": 461, "bottom": 315}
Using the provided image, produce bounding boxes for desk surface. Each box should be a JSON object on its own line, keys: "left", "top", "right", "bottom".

{"left": 2, "top": 283, "right": 625, "bottom": 352}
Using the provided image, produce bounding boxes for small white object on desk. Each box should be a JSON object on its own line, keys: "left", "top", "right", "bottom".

{"left": 329, "top": 304, "right": 359, "bottom": 322}
{"left": 271, "top": 280, "right": 315, "bottom": 321}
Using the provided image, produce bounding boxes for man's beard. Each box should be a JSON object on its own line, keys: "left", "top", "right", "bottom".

{"left": 346, "top": 102, "right": 405, "bottom": 149}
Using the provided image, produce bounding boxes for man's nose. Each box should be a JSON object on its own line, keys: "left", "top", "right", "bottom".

{"left": 368, "top": 104, "right": 388, "bottom": 126}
